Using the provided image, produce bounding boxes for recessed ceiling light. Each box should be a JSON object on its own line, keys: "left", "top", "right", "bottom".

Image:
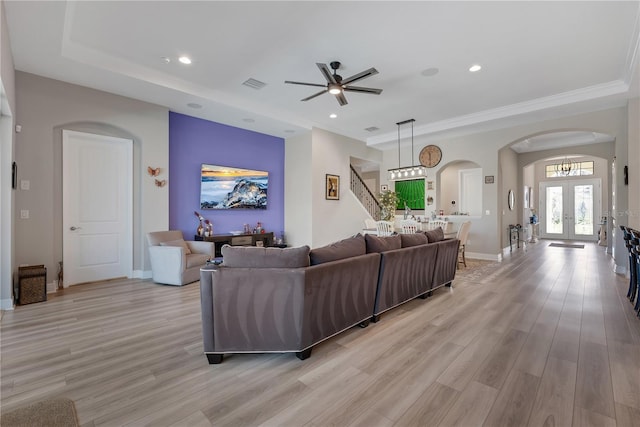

{"left": 187, "top": 102, "right": 202, "bottom": 109}
{"left": 178, "top": 56, "right": 192, "bottom": 65}
{"left": 161, "top": 57, "right": 171, "bottom": 64}
{"left": 469, "top": 64, "right": 482, "bottom": 72}
{"left": 421, "top": 67, "right": 439, "bottom": 77}
{"left": 329, "top": 113, "right": 337, "bottom": 119}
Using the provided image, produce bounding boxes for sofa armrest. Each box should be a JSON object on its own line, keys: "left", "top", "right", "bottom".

{"left": 201, "top": 267, "right": 307, "bottom": 353}
{"left": 432, "top": 238, "right": 460, "bottom": 288}
{"left": 186, "top": 240, "right": 215, "bottom": 257}
{"left": 149, "top": 246, "right": 186, "bottom": 285}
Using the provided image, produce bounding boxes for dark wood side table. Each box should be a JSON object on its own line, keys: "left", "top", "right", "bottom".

{"left": 194, "top": 232, "right": 274, "bottom": 257}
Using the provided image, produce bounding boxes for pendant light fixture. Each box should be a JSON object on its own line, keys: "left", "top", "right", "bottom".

{"left": 388, "top": 119, "right": 427, "bottom": 181}
{"left": 555, "top": 156, "right": 576, "bottom": 176}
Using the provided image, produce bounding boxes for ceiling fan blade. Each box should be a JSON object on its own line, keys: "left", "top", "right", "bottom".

{"left": 316, "top": 63, "right": 338, "bottom": 84}
{"left": 343, "top": 86, "right": 383, "bottom": 95}
{"left": 335, "top": 92, "right": 348, "bottom": 106}
{"left": 341, "top": 68, "right": 379, "bottom": 85}
{"left": 301, "top": 89, "right": 328, "bottom": 101}
{"left": 284, "top": 80, "right": 327, "bottom": 88}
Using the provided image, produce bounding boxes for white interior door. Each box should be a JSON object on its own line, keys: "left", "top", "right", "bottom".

{"left": 539, "top": 178, "right": 600, "bottom": 241}
{"left": 63, "top": 130, "right": 132, "bottom": 286}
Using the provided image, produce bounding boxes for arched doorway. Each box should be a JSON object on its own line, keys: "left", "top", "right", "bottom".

{"left": 508, "top": 130, "right": 614, "bottom": 244}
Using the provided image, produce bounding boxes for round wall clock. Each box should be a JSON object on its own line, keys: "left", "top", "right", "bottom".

{"left": 419, "top": 145, "right": 442, "bottom": 168}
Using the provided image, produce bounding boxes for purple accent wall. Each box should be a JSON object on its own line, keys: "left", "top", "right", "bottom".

{"left": 169, "top": 112, "right": 284, "bottom": 239}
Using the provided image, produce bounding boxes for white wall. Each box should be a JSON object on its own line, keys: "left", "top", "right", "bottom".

{"left": 284, "top": 132, "right": 312, "bottom": 248}
{"left": 310, "top": 128, "right": 382, "bottom": 247}
{"left": 0, "top": 0, "right": 16, "bottom": 309}
{"left": 499, "top": 147, "right": 519, "bottom": 249}
{"left": 628, "top": 97, "right": 640, "bottom": 230}
{"left": 14, "top": 72, "right": 169, "bottom": 281}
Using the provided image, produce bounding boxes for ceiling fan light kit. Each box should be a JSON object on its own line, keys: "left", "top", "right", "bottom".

{"left": 285, "top": 61, "right": 382, "bottom": 106}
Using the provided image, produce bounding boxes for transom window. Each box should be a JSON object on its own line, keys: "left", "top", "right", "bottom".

{"left": 545, "top": 161, "right": 594, "bottom": 178}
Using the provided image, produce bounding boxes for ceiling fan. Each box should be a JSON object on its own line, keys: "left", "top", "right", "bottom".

{"left": 285, "top": 61, "right": 382, "bottom": 106}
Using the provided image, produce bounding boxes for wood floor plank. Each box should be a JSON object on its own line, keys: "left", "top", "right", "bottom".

{"left": 527, "top": 357, "right": 577, "bottom": 427}
{"left": 393, "top": 382, "right": 459, "bottom": 427}
{"left": 615, "top": 402, "right": 640, "bottom": 427}
{"left": 572, "top": 406, "right": 617, "bottom": 427}
{"left": 436, "top": 329, "right": 502, "bottom": 392}
{"left": 575, "top": 341, "right": 616, "bottom": 419}
{"left": 474, "top": 328, "right": 528, "bottom": 390}
{"left": 483, "top": 369, "right": 540, "bottom": 427}
{"left": 608, "top": 340, "right": 640, "bottom": 410}
{"left": 437, "top": 381, "right": 499, "bottom": 427}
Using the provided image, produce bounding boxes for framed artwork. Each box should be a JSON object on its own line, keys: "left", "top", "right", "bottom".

{"left": 380, "top": 184, "right": 388, "bottom": 192}
{"left": 325, "top": 174, "right": 340, "bottom": 200}
{"left": 484, "top": 175, "right": 495, "bottom": 184}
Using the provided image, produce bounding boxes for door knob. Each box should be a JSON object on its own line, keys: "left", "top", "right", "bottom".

{"left": 69, "top": 226, "right": 82, "bottom": 231}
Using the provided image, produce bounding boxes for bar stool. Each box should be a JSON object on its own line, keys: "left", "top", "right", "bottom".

{"left": 621, "top": 226, "right": 636, "bottom": 301}
{"left": 632, "top": 229, "right": 640, "bottom": 316}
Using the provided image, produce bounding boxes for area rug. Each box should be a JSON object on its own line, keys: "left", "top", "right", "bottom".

{"left": 1, "top": 397, "right": 79, "bottom": 427}
{"left": 549, "top": 243, "right": 585, "bottom": 249}
{"left": 455, "top": 258, "right": 502, "bottom": 282}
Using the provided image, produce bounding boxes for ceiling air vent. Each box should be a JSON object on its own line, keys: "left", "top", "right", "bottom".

{"left": 364, "top": 126, "right": 380, "bottom": 132}
{"left": 242, "top": 78, "right": 266, "bottom": 90}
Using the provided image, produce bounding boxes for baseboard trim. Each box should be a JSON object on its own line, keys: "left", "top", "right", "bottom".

{"left": 0, "top": 298, "right": 15, "bottom": 310}
{"left": 133, "top": 270, "right": 152, "bottom": 279}
{"left": 467, "top": 251, "right": 502, "bottom": 262}
{"left": 614, "top": 264, "right": 627, "bottom": 275}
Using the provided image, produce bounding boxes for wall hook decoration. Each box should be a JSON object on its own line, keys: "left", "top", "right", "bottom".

{"left": 147, "top": 166, "right": 161, "bottom": 177}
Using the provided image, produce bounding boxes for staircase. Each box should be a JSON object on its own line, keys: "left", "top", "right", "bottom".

{"left": 350, "top": 164, "right": 382, "bottom": 220}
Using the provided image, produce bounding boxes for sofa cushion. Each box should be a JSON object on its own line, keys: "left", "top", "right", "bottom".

{"left": 400, "top": 232, "right": 428, "bottom": 248}
{"left": 221, "top": 245, "right": 310, "bottom": 268}
{"left": 186, "top": 253, "right": 210, "bottom": 268}
{"left": 365, "top": 234, "right": 402, "bottom": 253}
{"left": 423, "top": 227, "right": 445, "bottom": 243}
{"left": 309, "top": 234, "right": 366, "bottom": 265}
{"left": 160, "top": 239, "right": 192, "bottom": 255}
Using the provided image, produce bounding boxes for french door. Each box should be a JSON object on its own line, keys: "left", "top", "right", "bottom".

{"left": 539, "top": 178, "right": 600, "bottom": 241}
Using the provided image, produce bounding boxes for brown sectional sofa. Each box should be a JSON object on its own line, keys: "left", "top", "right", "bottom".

{"left": 199, "top": 229, "right": 459, "bottom": 364}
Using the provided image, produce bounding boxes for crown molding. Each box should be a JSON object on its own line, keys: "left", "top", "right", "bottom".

{"left": 366, "top": 80, "right": 630, "bottom": 147}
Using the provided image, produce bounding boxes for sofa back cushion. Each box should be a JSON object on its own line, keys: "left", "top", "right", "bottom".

{"left": 400, "top": 233, "right": 428, "bottom": 248}
{"left": 423, "top": 227, "right": 445, "bottom": 243}
{"left": 365, "top": 234, "right": 402, "bottom": 253}
{"left": 309, "top": 234, "right": 366, "bottom": 265}
{"left": 221, "top": 245, "right": 310, "bottom": 268}
{"left": 159, "top": 239, "right": 192, "bottom": 255}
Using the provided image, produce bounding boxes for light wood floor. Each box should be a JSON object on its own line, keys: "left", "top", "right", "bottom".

{"left": 2, "top": 241, "right": 639, "bottom": 426}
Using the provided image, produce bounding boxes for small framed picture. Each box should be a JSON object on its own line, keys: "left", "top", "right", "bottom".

{"left": 326, "top": 174, "right": 340, "bottom": 200}
{"left": 484, "top": 175, "right": 495, "bottom": 184}
{"left": 380, "top": 184, "right": 388, "bottom": 192}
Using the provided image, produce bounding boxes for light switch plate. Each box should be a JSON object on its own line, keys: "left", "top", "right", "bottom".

{"left": 20, "top": 180, "right": 30, "bottom": 190}
{"left": 20, "top": 209, "right": 29, "bottom": 219}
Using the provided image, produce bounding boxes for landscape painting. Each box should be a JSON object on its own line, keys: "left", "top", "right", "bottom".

{"left": 200, "top": 164, "right": 268, "bottom": 209}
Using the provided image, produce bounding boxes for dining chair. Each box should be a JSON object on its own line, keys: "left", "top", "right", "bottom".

{"left": 456, "top": 221, "right": 472, "bottom": 268}
{"left": 376, "top": 221, "right": 395, "bottom": 236}
{"left": 401, "top": 219, "right": 419, "bottom": 234}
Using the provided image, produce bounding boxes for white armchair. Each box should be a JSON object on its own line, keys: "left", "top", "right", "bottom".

{"left": 146, "top": 230, "right": 215, "bottom": 286}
